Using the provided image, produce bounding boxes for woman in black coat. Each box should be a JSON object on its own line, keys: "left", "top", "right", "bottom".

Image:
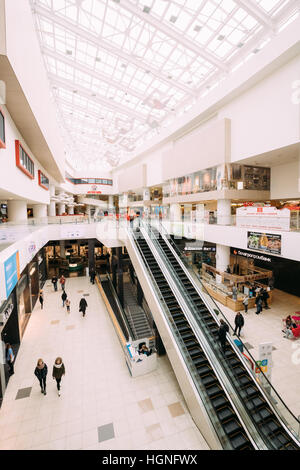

{"left": 79, "top": 297, "right": 88, "bottom": 317}
{"left": 34, "top": 359, "right": 48, "bottom": 395}
{"left": 52, "top": 357, "right": 65, "bottom": 397}
{"left": 234, "top": 312, "right": 244, "bottom": 337}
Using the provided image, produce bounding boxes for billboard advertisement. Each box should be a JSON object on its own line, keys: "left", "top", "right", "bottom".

{"left": 247, "top": 231, "right": 282, "bottom": 255}
{"left": 4, "top": 251, "right": 20, "bottom": 297}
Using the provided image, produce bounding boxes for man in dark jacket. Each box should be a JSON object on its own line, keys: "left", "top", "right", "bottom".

{"left": 218, "top": 319, "right": 229, "bottom": 353}
{"left": 90, "top": 269, "right": 96, "bottom": 285}
{"left": 52, "top": 275, "right": 58, "bottom": 291}
{"left": 61, "top": 291, "right": 67, "bottom": 307}
{"left": 261, "top": 289, "right": 270, "bottom": 309}
{"left": 234, "top": 312, "right": 244, "bottom": 337}
{"left": 255, "top": 294, "right": 263, "bottom": 315}
{"left": 79, "top": 297, "right": 88, "bottom": 317}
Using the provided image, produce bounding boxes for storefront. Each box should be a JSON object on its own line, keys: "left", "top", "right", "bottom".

{"left": 233, "top": 247, "right": 300, "bottom": 298}
{"left": 38, "top": 248, "right": 47, "bottom": 288}
{"left": 28, "top": 259, "right": 39, "bottom": 309}
{"left": 0, "top": 290, "right": 20, "bottom": 397}
{"left": 16, "top": 272, "right": 32, "bottom": 339}
{"left": 183, "top": 241, "right": 216, "bottom": 273}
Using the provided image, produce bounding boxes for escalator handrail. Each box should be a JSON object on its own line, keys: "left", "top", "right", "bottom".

{"left": 153, "top": 221, "right": 300, "bottom": 447}
{"left": 104, "top": 272, "right": 133, "bottom": 342}
{"left": 126, "top": 227, "right": 241, "bottom": 450}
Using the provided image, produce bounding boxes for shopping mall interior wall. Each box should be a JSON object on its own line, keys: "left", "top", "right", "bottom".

{"left": 271, "top": 160, "right": 300, "bottom": 199}
{"left": 218, "top": 54, "right": 300, "bottom": 162}
{"left": 3, "top": 0, "right": 65, "bottom": 177}
{"left": 161, "top": 118, "right": 230, "bottom": 181}
{"left": 0, "top": 0, "right": 5, "bottom": 55}
{"left": 0, "top": 106, "right": 51, "bottom": 204}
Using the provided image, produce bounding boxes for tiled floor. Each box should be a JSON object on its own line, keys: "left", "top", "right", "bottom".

{"left": 216, "top": 288, "right": 300, "bottom": 421}
{"left": 0, "top": 276, "right": 209, "bottom": 450}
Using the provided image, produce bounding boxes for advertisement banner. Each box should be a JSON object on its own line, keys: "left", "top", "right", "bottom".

{"left": 236, "top": 206, "right": 290, "bottom": 231}
{"left": 4, "top": 251, "right": 20, "bottom": 297}
{"left": 247, "top": 231, "right": 282, "bottom": 255}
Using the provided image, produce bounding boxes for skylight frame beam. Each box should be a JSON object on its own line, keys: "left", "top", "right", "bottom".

{"left": 233, "top": 0, "right": 275, "bottom": 30}
{"left": 42, "top": 45, "right": 146, "bottom": 102}
{"left": 48, "top": 73, "right": 144, "bottom": 121}
{"left": 112, "top": 0, "right": 229, "bottom": 72}
{"left": 32, "top": 3, "right": 195, "bottom": 96}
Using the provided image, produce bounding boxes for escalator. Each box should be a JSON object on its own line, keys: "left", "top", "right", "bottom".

{"left": 134, "top": 234, "right": 255, "bottom": 450}
{"left": 101, "top": 275, "right": 130, "bottom": 342}
{"left": 146, "top": 225, "right": 300, "bottom": 451}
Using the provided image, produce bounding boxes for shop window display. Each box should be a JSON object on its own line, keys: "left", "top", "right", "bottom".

{"left": 163, "top": 164, "right": 270, "bottom": 198}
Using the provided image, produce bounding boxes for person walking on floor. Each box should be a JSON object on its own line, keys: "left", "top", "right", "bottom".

{"left": 51, "top": 275, "right": 58, "bottom": 292}
{"left": 90, "top": 269, "right": 96, "bottom": 285}
{"left": 218, "top": 319, "right": 229, "bottom": 353}
{"left": 52, "top": 357, "right": 65, "bottom": 397}
{"left": 59, "top": 275, "right": 66, "bottom": 291}
{"left": 5, "top": 343, "right": 15, "bottom": 376}
{"left": 234, "top": 312, "right": 244, "bottom": 337}
{"left": 66, "top": 299, "right": 71, "bottom": 314}
{"left": 39, "top": 290, "right": 44, "bottom": 310}
{"left": 79, "top": 297, "right": 88, "bottom": 317}
{"left": 262, "top": 289, "right": 270, "bottom": 309}
{"left": 34, "top": 359, "right": 48, "bottom": 395}
{"left": 255, "top": 294, "right": 263, "bottom": 315}
{"left": 61, "top": 291, "right": 67, "bottom": 307}
{"left": 242, "top": 295, "right": 249, "bottom": 314}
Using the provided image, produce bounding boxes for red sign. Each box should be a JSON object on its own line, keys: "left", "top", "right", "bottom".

{"left": 87, "top": 191, "right": 102, "bottom": 194}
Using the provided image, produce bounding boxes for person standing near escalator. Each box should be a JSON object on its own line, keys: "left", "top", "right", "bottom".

{"left": 218, "top": 319, "right": 229, "bottom": 353}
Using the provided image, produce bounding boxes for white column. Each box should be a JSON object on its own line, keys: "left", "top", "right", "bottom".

{"left": 58, "top": 203, "right": 66, "bottom": 215}
{"left": 216, "top": 244, "right": 230, "bottom": 274}
{"left": 33, "top": 204, "right": 47, "bottom": 219}
{"left": 48, "top": 201, "right": 56, "bottom": 217}
{"left": 60, "top": 240, "right": 65, "bottom": 258}
{"left": 217, "top": 199, "right": 231, "bottom": 225}
{"left": 7, "top": 200, "right": 27, "bottom": 223}
{"left": 86, "top": 205, "right": 91, "bottom": 217}
{"left": 108, "top": 195, "right": 114, "bottom": 210}
{"left": 143, "top": 187, "right": 150, "bottom": 201}
{"left": 68, "top": 206, "right": 74, "bottom": 215}
{"left": 170, "top": 203, "right": 182, "bottom": 238}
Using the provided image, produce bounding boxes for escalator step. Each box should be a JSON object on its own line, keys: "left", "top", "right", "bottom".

{"left": 223, "top": 419, "right": 241, "bottom": 436}
{"left": 239, "top": 375, "right": 253, "bottom": 386}
{"left": 201, "top": 375, "right": 216, "bottom": 387}
{"left": 241, "top": 386, "right": 258, "bottom": 398}
{"left": 197, "top": 365, "right": 211, "bottom": 376}
{"left": 212, "top": 396, "right": 228, "bottom": 409}
{"left": 217, "top": 407, "right": 235, "bottom": 422}
{"left": 188, "top": 346, "right": 202, "bottom": 357}
{"left": 206, "top": 385, "right": 221, "bottom": 398}
{"left": 246, "top": 397, "right": 265, "bottom": 411}
{"left": 194, "top": 356, "right": 208, "bottom": 367}
{"left": 231, "top": 433, "right": 249, "bottom": 450}
{"left": 266, "top": 420, "right": 281, "bottom": 434}
{"left": 185, "top": 339, "right": 198, "bottom": 348}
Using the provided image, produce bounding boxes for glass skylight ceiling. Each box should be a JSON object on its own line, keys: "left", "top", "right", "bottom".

{"left": 30, "top": 0, "right": 298, "bottom": 171}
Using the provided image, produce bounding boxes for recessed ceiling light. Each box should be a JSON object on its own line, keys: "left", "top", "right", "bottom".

{"left": 121, "top": 63, "right": 127, "bottom": 68}
{"left": 143, "top": 6, "right": 151, "bottom": 13}
{"left": 237, "top": 42, "right": 244, "bottom": 48}
{"left": 169, "top": 15, "right": 177, "bottom": 23}
{"left": 145, "top": 70, "right": 150, "bottom": 73}
{"left": 73, "top": 90, "right": 78, "bottom": 93}
{"left": 112, "top": 0, "right": 120, "bottom": 3}
{"left": 253, "top": 48, "right": 260, "bottom": 54}
{"left": 168, "top": 75, "right": 172, "bottom": 79}
{"left": 66, "top": 50, "right": 73, "bottom": 55}
{"left": 194, "top": 25, "right": 202, "bottom": 32}
{"left": 187, "top": 80, "right": 193, "bottom": 84}
{"left": 217, "top": 35, "right": 225, "bottom": 41}
{"left": 95, "top": 57, "right": 101, "bottom": 62}
{"left": 91, "top": 93, "right": 97, "bottom": 97}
